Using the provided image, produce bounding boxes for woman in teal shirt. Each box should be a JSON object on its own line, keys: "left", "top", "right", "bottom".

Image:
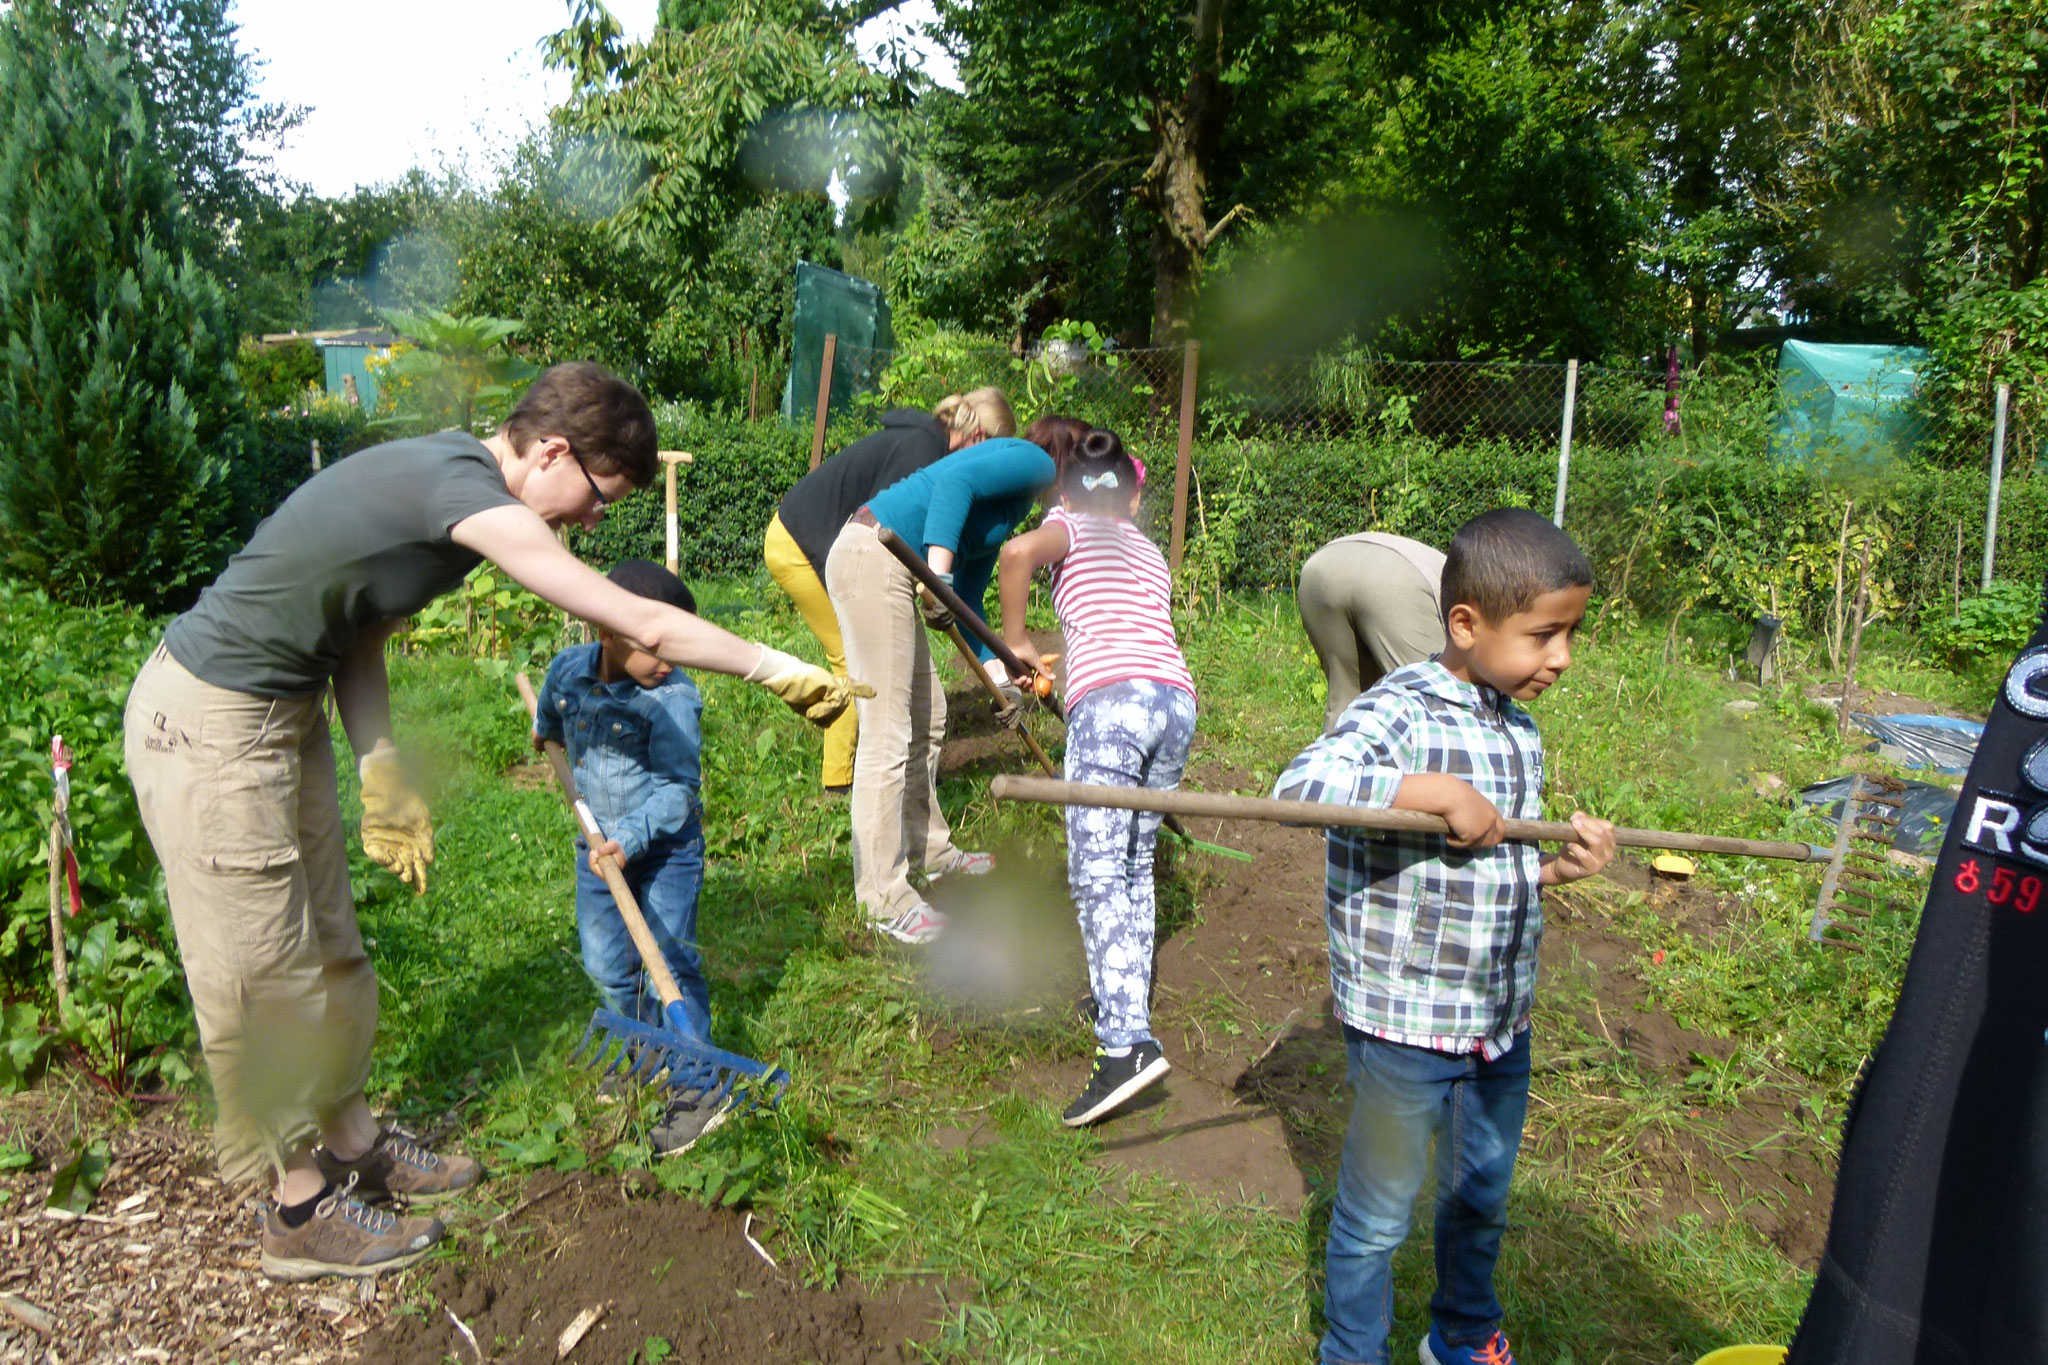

{"left": 824, "top": 433, "right": 1058, "bottom": 943}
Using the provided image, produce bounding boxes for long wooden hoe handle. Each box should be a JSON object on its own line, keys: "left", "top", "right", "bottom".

{"left": 988, "top": 774, "right": 1826, "bottom": 863}
{"left": 876, "top": 527, "right": 1046, "bottom": 689}
{"left": 516, "top": 672, "right": 687, "bottom": 1008}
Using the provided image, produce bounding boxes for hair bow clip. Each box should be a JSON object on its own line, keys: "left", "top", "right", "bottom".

{"left": 1080, "top": 471, "right": 1119, "bottom": 491}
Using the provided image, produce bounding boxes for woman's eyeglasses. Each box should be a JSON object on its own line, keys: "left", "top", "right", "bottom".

{"left": 569, "top": 449, "right": 608, "bottom": 512}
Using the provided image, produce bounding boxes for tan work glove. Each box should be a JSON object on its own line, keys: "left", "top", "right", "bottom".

{"left": 359, "top": 746, "right": 433, "bottom": 895}
{"left": 745, "top": 646, "right": 876, "bottom": 727}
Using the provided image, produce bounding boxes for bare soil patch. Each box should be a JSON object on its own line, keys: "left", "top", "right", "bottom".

{"left": 359, "top": 1175, "right": 944, "bottom": 1365}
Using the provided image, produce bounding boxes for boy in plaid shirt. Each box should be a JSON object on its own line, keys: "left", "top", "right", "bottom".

{"left": 1275, "top": 509, "right": 1617, "bottom": 1365}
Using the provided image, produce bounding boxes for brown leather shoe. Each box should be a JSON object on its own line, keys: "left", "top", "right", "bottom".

{"left": 259, "top": 1173, "right": 443, "bottom": 1282}
{"left": 315, "top": 1128, "right": 482, "bottom": 1206}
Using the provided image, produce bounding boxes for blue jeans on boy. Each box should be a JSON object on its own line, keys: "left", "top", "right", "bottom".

{"left": 1321, "top": 1026, "right": 1531, "bottom": 1365}
{"left": 574, "top": 821, "right": 710, "bottom": 1042}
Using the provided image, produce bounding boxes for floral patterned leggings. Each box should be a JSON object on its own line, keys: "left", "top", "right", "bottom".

{"left": 1064, "top": 679, "right": 1198, "bottom": 1050}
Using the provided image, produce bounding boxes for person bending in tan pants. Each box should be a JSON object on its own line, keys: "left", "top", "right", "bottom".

{"left": 124, "top": 363, "right": 863, "bottom": 1282}
{"left": 1297, "top": 532, "right": 1448, "bottom": 734}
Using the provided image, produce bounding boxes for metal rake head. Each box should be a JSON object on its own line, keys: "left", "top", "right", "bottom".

{"left": 572, "top": 1009, "right": 791, "bottom": 1109}
{"left": 1810, "top": 772, "right": 1909, "bottom": 949}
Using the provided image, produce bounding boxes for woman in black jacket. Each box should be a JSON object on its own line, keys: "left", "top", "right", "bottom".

{"left": 763, "top": 388, "right": 1016, "bottom": 790}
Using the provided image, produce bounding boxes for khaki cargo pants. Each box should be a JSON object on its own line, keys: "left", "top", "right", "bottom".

{"left": 124, "top": 645, "right": 376, "bottom": 1185}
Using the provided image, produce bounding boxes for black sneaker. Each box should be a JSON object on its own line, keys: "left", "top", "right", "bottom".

{"left": 651, "top": 1090, "right": 732, "bottom": 1156}
{"left": 1061, "top": 1042, "right": 1171, "bottom": 1127}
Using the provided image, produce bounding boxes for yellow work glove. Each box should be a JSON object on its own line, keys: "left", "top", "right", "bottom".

{"left": 358, "top": 746, "right": 433, "bottom": 895}
{"left": 744, "top": 646, "right": 876, "bottom": 727}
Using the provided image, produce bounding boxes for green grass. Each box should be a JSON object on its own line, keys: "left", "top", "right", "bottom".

{"left": 330, "top": 580, "right": 1976, "bottom": 1363}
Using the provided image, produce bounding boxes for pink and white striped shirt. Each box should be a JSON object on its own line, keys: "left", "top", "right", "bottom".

{"left": 1045, "top": 507, "right": 1195, "bottom": 707}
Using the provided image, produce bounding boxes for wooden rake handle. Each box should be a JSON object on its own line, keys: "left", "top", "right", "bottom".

{"left": 517, "top": 672, "right": 688, "bottom": 1008}
{"left": 988, "top": 774, "right": 1827, "bottom": 863}
{"left": 875, "top": 527, "right": 1046, "bottom": 689}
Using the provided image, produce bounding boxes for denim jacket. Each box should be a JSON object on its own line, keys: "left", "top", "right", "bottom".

{"left": 532, "top": 643, "right": 702, "bottom": 863}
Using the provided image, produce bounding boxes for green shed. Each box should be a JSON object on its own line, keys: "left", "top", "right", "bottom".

{"left": 1771, "top": 340, "right": 1928, "bottom": 464}
{"left": 317, "top": 328, "right": 399, "bottom": 412}
{"left": 781, "top": 262, "right": 893, "bottom": 425}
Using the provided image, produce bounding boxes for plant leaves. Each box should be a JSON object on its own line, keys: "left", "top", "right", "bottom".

{"left": 46, "top": 1138, "right": 110, "bottom": 1213}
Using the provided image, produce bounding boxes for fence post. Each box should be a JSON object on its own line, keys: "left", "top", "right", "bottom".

{"left": 1983, "top": 382, "right": 2010, "bottom": 592}
{"left": 309, "top": 439, "right": 322, "bottom": 473}
{"left": 809, "top": 332, "right": 838, "bottom": 472}
{"left": 1169, "top": 340, "right": 1200, "bottom": 575}
{"left": 660, "top": 451, "right": 692, "bottom": 576}
{"left": 1552, "top": 359, "right": 1578, "bottom": 529}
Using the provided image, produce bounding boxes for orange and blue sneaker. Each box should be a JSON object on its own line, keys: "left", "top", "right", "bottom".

{"left": 1421, "top": 1327, "right": 1516, "bottom": 1365}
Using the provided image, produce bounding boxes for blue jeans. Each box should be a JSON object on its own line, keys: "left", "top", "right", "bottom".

{"left": 1321, "top": 1027, "right": 1531, "bottom": 1365}
{"left": 574, "top": 824, "right": 710, "bottom": 1042}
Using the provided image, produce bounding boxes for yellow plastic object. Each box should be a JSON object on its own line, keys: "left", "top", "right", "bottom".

{"left": 1652, "top": 852, "right": 1697, "bottom": 880}
{"left": 1693, "top": 1347, "right": 1787, "bottom": 1365}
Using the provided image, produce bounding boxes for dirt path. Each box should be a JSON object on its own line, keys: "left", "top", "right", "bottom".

{"left": 359, "top": 1176, "right": 941, "bottom": 1364}
{"left": 990, "top": 735, "right": 1838, "bottom": 1267}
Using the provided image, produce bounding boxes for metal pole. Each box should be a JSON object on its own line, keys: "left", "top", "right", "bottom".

{"left": 1552, "top": 359, "right": 1578, "bottom": 529}
{"left": 1983, "top": 383, "right": 2010, "bottom": 592}
{"left": 809, "top": 332, "right": 838, "bottom": 472}
{"left": 1168, "top": 339, "right": 1200, "bottom": 575}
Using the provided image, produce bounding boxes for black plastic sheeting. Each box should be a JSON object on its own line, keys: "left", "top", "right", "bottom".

{"left": 1798, "top": 776, "right": 1958, "bottom": 856}
{"left": 1849, "top": 712, "right": 1984, "bottom": 775}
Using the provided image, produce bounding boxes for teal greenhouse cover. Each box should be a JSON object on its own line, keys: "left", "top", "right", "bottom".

{"left": 1771, "top": 340, "right": 1928, "bottom": 464}
{"left": 781, "top": 262, "right": 893, "bottom": 425}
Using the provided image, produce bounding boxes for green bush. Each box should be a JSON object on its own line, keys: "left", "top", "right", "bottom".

{"left": 235, "top": 338, "right": 323, "bottom": 411}
{"left": 232, "top": 407, "right": 381, "bottom": 537}
{"left": 573, "top": 402, "right": 813, "bottom": 580}
{"left": 0, "top": 581, "right": 190, "bottom": 1092}
{"left": 0, "top": 1, "right": 248, "bottom": 613}
{"left": 1926, "top": 579, "right": 2043, "bottom": 666}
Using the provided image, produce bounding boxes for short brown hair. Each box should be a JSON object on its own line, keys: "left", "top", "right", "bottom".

{"left": 503, "top": 362, "right": 658, "bottom": 488}
{"left": 1441, "top": 508, "right": 1592, "bottom": 624}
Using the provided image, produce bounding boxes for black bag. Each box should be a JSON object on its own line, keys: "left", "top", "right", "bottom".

{"left": 1787, "top": 593, "right": 2048, "bottom": 1363}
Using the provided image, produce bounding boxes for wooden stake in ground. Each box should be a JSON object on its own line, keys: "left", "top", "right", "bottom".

{"left": 659, "top": 450, "right": 693, "bottom": 576}
{"left": 1838, "top": 538, "right": 1873, "bottom": 742}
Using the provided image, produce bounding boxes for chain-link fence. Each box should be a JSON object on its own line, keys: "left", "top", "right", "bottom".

{"left": 802, "top": 337, "right": 2037, "bottom": 635}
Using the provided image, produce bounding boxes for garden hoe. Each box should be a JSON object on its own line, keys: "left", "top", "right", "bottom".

{"left": 516, "top": 673, "right": 790, "bottom": 1109}
{"left": 876, "top": 528, "right": 1252, "bottom": 862}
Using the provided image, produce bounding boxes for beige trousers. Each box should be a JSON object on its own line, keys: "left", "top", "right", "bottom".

{"left": 1298, "top": 538, "right": 1447, "bottom": 733}
{"left": 124, "top": 645, "right": 376, "bottom": 1184}
{"left": 824, "top": 521, "right": 960, "bottom": 921}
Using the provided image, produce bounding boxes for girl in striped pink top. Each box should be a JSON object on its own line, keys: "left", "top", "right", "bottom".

{"left": 998, "top": 429, "right": 1196, "bottom": 1126}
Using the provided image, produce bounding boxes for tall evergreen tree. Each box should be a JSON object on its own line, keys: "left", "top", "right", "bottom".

{"left": 0, "top": 0, "right": 246, "bottom": 611}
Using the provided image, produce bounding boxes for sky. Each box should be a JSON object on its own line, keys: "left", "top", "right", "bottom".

{"left": 232, "top": 0, "right": 956, "bottom": 200}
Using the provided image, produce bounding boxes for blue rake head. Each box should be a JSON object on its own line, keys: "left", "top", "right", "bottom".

{"left": 571, "top": 1008, "right": 791, "bottom": 1110}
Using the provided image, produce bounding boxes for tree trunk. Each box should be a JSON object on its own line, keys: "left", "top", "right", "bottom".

{"left": 1141, "top": 0, "right": 1229, "bottom": 347}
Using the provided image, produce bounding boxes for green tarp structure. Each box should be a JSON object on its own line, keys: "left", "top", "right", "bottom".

{"left": 781, "top": 261, "right": 893, "bottom": 425}
{"left": 1771, "top": 340, "right": 1929, "bottom": 464}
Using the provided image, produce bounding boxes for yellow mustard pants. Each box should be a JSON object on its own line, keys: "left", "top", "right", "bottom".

{"left": 764, "top": 513, "right": 858, "bottom": 788}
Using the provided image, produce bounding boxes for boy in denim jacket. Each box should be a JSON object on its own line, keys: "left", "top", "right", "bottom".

{"left": 534, "top": 560, "right": 716, "bottom": 1151}
{"left": 1274, "top": 510, "right": 1617, "bottom": 1365}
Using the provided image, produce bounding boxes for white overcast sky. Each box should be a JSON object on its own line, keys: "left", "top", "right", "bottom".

{"left": 231, "top": 0, "right": 955, "bottom": 199}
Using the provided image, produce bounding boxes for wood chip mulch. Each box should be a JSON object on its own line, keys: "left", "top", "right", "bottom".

{"left": 0, "top": 1121, "right": 407, "bottom": 1364}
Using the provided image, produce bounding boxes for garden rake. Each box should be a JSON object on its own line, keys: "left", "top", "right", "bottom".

{"left": 516, "top": 673, "right": 790, "bottom": 1109}
{"left": 1808, "top": 771, "right": 1908, "bottom": 950}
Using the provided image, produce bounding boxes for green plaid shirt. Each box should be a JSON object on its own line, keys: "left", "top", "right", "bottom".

{"left": 1273, "top": 661, "right": 1546, "bottom": 1059}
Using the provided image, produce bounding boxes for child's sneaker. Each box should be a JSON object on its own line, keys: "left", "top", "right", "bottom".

{"left": 1061, "top": 1041, "right": 1170, "bottom": 1126}
{"left": 258, "top": 1173, "right": 443, "bottom": 1281}
{"left": 1421, "top": 1327, "right": 1516, "bottom": 1365}
{"left": 878, "top": 905, "right": 948, "bottom": 944}
{"left": 315, "top": 1127, "right": 481, "bottom": 1207}
{"left": 651, "top": 1090, "right": 732, "bottom": 1156}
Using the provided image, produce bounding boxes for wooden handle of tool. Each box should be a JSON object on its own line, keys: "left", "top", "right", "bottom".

{"left": 517, "top": 672, "right": 687, "bottom": 1007}
{"left": 988, "top": 774, "right": 1824, "bottom": 862}
{"left": 877, "top": 527, "right": 1029, "bottom": 671}
{"left": 942, "top": 622, "right": 1059, "bottom": 777}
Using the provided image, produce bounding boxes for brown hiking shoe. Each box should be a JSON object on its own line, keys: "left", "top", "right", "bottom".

{"left": 315, "top": 1128, "right": 482, "bottom": 1206}
{"left": 259, "top": 1174, "right": 443, "bottom": 1282}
